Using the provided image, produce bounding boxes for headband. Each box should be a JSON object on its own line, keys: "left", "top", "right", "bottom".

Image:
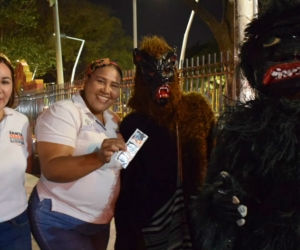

{"left": 86, "top": 58, "right": 122, "bottom": 77}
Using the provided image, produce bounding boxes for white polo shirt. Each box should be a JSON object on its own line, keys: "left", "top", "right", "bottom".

{"left": 35, "top": 91, "right": 122, "bottom": 224}
{"left": 0, "top": 108, "right": 32, "bottom": 222}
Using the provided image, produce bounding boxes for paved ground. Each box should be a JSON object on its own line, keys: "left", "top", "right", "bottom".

{"left": 25, "top": 174, "right": 116, "bottom": 250}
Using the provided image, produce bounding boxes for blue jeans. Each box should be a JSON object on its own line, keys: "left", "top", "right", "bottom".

{"left": 0, "top": 209, "right": 31, "bottom": 250}
{"left": 28, "top": 187, "right": 110, "bottom": 250}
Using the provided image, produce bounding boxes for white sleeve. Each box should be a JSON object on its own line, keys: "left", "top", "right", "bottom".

{"left": 35, "top": 102, "right": 80, "bottom": 148}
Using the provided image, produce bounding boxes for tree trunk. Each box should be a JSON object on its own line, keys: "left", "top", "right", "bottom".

{"left": 182, "top": 0, "right": 256, "bottom": 100}
{"left": 182, "top": 0, "right": 234, "bottom": 55}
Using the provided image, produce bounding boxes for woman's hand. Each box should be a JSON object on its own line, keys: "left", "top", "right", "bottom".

{"left": 97, "top": 138, "right": 127, "bottom": 163}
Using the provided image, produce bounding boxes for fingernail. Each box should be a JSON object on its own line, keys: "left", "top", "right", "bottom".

{"left": 220, "top": 171, "right": 229, "bottom": 178}
{"left": 232, "top": 196, "right": 240, "bottom": 204}
{"left": 237, "top": 219, "right": 245, "bottom": 226}
{"left": 238, "top": 205, "right": 247, "bottom": 217}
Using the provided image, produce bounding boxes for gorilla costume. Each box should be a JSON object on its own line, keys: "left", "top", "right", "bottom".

{"left": 114, "top": 36, "right": 215, "bottom": 249}
{"left": 193, "top": 1, "right": 300, "bottom": 250}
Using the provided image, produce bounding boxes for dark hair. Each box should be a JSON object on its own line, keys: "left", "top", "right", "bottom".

{"left": 0, "top": 54, "right": 19, "bottom": 108}
{"left": 85, "top": 58, "right": 123, "bottom": 80}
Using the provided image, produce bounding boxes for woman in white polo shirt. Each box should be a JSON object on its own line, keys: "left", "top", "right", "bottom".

{"left": 0, "top": 54, "right": 33, "bottom": 250}
{"left": 28, "top": 58, "right": 127, "bottom": 250}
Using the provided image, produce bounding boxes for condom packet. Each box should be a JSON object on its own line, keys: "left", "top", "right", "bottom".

{"left": 115, "top": 129, "right": 148, "bottom": 168}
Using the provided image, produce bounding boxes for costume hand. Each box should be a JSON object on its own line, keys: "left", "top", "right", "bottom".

{"left": 97, "top": 138, "right": 127, "bottom": 164}
{"left": 212, "top": 171, "right": 247, "bottom": 227}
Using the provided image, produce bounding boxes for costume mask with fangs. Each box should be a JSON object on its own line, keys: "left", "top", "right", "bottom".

{"left": 133, "top": 47, "right": 177, "bottom": 106}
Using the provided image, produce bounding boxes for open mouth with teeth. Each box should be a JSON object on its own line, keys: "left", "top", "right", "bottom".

{"left": 97, "top": 95, "right": 109, "bottom": 102}
{"left": 263, "top": 62, "right": 300, "bottom": 85}
{"left": 155, "top": 84, "right": 170, "bottom": 101}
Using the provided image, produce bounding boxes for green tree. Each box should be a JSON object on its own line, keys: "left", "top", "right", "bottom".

{"left": 185, "top": 39, "right": 220, "bottom": 59}
{"left": 0, "top": 0, "right": 56, "bottom": 76}
{"left": 39, "top": 0, "right": 133, "bottom": 82}
{"left": 0, "top": 0, "right": 133, "bottom": 82}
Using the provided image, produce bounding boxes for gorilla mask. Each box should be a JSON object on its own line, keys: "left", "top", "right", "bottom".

{"left": 240, "top": 2, "right": 300, "bottom": 97}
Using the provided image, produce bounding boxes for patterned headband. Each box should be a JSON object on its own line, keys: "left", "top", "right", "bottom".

{"left": 86, "top": 58, "right": 122, "bottom": 77}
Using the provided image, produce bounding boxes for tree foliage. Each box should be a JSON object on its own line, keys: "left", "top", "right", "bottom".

{"left": 0, "top": 0, "right": 56, "bottom": 76}
{"left": 39, "top": 0, "right": 133, "bottom": 82}
{"left": 182, "top": 0, "right": 274, "bottom": 56}
{"left": 185, "top": 39, "right": 219, "bottom": 59}
{"left": 0, "top": 0, "right": 133, "bottom": 82}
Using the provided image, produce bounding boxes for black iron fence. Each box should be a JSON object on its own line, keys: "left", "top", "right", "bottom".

{"left": 17, "top": 52, "right": 236, "bottom": 134}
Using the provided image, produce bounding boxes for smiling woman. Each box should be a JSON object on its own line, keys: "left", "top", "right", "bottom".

{"left": 0, "top": 54, "right": 33, "bottom": 250}
{"left": 27, "top": 58, "right": 127, "bottom": 250}
{"left": 83, "top": 59, "right": 123, "bottom": 124}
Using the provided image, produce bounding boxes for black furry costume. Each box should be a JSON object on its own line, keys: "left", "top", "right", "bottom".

{"left": 194, "top": 1, "right": 300, "bottom": 250}
{"left": 114, "top": 36, "right": 215, "bottom": 249}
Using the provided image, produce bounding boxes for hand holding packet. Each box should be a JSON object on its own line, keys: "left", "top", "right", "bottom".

{"left": 115, "top": 129, "right": 148, "bottom": 168}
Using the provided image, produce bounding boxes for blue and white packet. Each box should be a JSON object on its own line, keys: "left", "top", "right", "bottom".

{"left": 115, "top": 129, "right": 148, "bottom": 168}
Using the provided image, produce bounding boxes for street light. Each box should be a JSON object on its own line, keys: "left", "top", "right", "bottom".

{"left": 133, "top": 0, "right": 137, "bottom": 48}
{"left": 179, "top": 0, "right": 199, "bottom": 69}
{"left": 60, "top": 34, "right": 85, "bottom": 84}
{"left": 49, "top": 0, "right": 64, "bottom": 84}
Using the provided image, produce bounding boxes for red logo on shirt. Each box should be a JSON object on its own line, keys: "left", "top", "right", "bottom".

{"left": 9, "top": 131, "right": 25, "bottom": 146}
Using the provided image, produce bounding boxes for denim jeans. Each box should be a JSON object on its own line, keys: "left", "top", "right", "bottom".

{"left": 0, "top": 209, "right": 32, "bottom": 250}
{"left": 28, "top": 187, "right": 110, "bottom": 250}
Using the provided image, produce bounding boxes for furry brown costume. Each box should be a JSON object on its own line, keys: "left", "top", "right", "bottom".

{"left": 114, "top": 36, "right": 215, "bottom": 249}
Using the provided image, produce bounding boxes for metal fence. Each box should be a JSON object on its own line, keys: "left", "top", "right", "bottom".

{"left": 17, "top": 52, "right": 236, "bottom": 134}
{"left": 179, "top": 51, "right": 236, "bottom": 112}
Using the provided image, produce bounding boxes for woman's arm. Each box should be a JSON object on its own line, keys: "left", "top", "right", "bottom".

{"left": 38, "top": 137, "right": 126, "bottom": 183}
{"left": 26, "top": 150, "right": 34, "bottom": 174}
{"left": 36, "top": 103, "right": 126, "bottom": 182}
{"left": 25, "top": 121, "right": 34, "bottom": 174}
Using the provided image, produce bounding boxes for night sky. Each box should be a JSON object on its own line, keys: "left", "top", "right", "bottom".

{"left": 90, "top": 0, "right": 222, "bottom": 52}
